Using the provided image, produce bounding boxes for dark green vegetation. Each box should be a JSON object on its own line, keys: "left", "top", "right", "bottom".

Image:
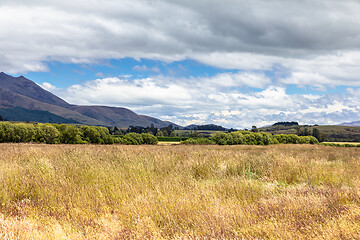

{"left": 0, "top": 107, "right": 79, "bottom": 124}
{"left": 184, "top": 124, "right": 228, "bottom": 131}
{"left": 259, "top": 123, "right": 360, "bottom": 142}
{"left": 0, "top": 122, "right": 157, "bottom": 145}
{"left": 157, "top": 137, "right": 188, "bottom": 142}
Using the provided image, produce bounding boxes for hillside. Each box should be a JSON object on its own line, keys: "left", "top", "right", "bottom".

{"left": 0, "top": 72, "right": 179, "bottom": 127}
{"left": 0, "top": 107, "right": 79, "bottom": 124}
{"left": 259, "top": 124, "right": 360, "bottom": 142}
{"left": 339, "top": 120, "right": 360, "bottom": 127}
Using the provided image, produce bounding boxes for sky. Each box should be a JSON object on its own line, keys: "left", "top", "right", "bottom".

{"left": 2, "top": 0, "right": 360, "bottom": 129}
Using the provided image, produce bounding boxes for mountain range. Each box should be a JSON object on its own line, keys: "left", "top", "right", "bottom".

{"left": 337, "top": 121, "right": 360, "bottom": 127}
{"left": 0, "top": 72, "right": 178, "bottom": 128}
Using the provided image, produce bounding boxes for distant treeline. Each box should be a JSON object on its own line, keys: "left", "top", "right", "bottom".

{"left": 0, "top": 122, "right": 157, "bottom": 145}
{"left": 111, "top": 124, "right": 234, "bottom": 137}
{"left": 184, "top": 124, "right": 228, "bottom": 131}
{"left": 272, "top": 122, "right": 299, "bottom": 126}
{"left": 182, "top": 131, "right": 319, "bottom": 145}
{"left": 108, "top": 124, "right": 178, "bottom": 137}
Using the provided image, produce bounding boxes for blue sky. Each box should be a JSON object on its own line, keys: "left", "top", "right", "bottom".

{"left": 2, "top": 0, "right": 360, "bottom": 128}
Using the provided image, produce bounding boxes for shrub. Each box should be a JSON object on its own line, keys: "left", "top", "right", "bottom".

{"left": 182, "top": 138, "right": 215, "bottom": 145}
{"left": 35, "top": 123, "right": 60, "bottom": 144}
{"left": 141, "top": 133, "right": 158, "bottom": 145}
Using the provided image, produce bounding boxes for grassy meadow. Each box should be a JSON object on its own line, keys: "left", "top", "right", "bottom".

{"left": 1, "top": 144, "right": 360, "bottom": 239}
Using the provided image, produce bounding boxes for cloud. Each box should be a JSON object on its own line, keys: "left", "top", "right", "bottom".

{"left": 52, "top": 75, "right": 360, "bottom": 128}
{"left": 60, "top": 77, "right": 193, "bottom": 106}
{"left": 2, "top": 0, "right": 360, "bottom": 88}
{"left": 3, "top": 0, "right": 360, "bottom": 127}
{"left": 203, "top": 72, "right": 271, "bottom": 89}
{"left": 133, "top": 65, "right": 161, "bottom": 73}
{"left": 40, "top": 82, "right": 58, "bottom": 91}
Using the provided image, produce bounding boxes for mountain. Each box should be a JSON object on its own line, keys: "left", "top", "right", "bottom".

{"left": 338, "top": 121, "right": 360, "bottom": 127}
{"left": 0, "top": 72, "right": 69, "bottom": 107}
{"left": 0, "top": 72, "right": 179, "bottom": 128}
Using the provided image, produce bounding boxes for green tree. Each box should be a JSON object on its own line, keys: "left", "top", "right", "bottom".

{"left": 36, "top": 124, "right": 60, "bottom": 144}
{"left": 59, "top": 125, "right": 84, "bottom": 144}
{"left": 156, "top": 131, "right": 164, "bottom": 137}
{"left": 251, "top": 126, "right": 259, "bottom": 132}
{"left": 141, "top": 133, "right": 158, "bottom": 144}
{"left": 312, "top": 128, "right": 324, "bottom": 142}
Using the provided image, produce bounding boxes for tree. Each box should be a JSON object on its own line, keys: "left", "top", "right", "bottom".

{"left": 156, "top": 131, "right": 164, "bottom": 137}
{"left": 58, "top": 125, "right": 84, "bottom": 144}
{"left": 251, "top": 126, "right": 258, "bottom": 132}
{"left": 36, "top": 124, "right": 60, "bottom": 144}
{"left": 312, "top": 128, "right": 324, "bottom": 142}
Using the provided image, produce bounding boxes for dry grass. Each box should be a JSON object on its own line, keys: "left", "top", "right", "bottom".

{"left": 1, "top": 144, "right": 360, "bottom": 239}
{"left": 323, "top": 142, "right": 360, "bottom": 146}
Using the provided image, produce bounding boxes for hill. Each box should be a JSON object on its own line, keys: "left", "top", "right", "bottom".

{"left": 259, "top": 123, "right": 360, "bottom": 142}
{"left": 0, "top": 72, "right": 179, "bottom": 127}
{"left": 338, "top": 120, "right": 360, "bottom": 127}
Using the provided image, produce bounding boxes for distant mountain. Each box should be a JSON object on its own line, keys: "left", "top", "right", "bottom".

{"left": 338, "top": 121, "right": 360, "bottom": 127}
{"left": 0, "top": 72, "right": 179, "bottom": 128}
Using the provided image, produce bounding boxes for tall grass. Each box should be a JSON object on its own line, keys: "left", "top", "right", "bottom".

{"left": 1, "top": 144, "right": 360, "bottom": 239}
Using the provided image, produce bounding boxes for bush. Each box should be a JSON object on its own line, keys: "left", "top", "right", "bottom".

{"left": 35, "top": 123, "right": 60, "bottom": 144}
{"left": 141, "top": 133, "right": 158, "bottom": 144}
{"left": 182, "top": 138, "right": 215, "bottom": 145}
{"left": 123, "top": 132, "right": 143, "bottom": 145}
{"left": 56, "top": 124, "right": 85, "bottom": 144}
{"left": 209, "top": 131, "right": 319, "bottom": 146}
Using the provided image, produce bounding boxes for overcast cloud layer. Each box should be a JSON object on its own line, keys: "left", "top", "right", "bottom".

{"left": 2, "top": 0, "right": 360, "bottom": 128}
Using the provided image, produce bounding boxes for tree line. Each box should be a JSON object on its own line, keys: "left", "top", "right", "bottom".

{"left": 108, "top": 124, "right": 178, "bottom": 137}
{"left": 0, "top": 121, "right": 319, "bottom": 146}
{"left": 182, "top": 131, "right": 319, "bottom": 145}
{"left": 0, "top": 122, "right": 157, "bottom": 145}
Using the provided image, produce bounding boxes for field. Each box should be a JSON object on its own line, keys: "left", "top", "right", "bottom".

{"left": 323, "top": 142, "right": 360, "bottom": 146}
{"left": 1, "top": 144, "right": 360, "bottom": 239}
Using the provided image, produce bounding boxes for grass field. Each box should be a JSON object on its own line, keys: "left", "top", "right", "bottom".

{"left": 323, "top": 142, "right": 360, "bottom": 146}
{"left": 1, "top": 144, "right": 360, "bottom": 239}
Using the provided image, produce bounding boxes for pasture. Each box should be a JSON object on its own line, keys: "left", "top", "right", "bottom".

{"left": 1, "top": 144, "right": 360, "bottom": 239}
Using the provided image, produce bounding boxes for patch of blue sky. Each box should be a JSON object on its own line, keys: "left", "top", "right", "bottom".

{"left": 285, "top": 85, "right": 348, "bottom": 95}
{"left": 24, "top": 58, "right": 234, "bottom": 88}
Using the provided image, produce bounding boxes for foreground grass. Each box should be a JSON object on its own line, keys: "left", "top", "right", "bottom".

{"left": 1, "top": 144, "right": 360, "bottom": 239}
{"left": 323, "top": 142, "right": 360, "bottom": 146}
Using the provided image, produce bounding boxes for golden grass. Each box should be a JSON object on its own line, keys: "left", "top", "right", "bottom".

{"left": 323, "top": 142, "right": 360, "bottom": 146}
{"left": 1, "top": 144, "right": 360, "bottom": 239}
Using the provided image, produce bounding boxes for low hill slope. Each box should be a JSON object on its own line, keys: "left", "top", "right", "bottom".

{"left": 259, "top": 124, "right": 360, "bottom": 142}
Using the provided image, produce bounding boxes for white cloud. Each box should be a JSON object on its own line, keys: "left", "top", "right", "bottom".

{"left": 49, "top": 75, "right": 360, "bottom": 128}
{"left": 40, "top": 82, "right": 58, "bottom": 91}
{"left": 204, "top": 72, "right": 271, "bottom": 89}
{"left": 2, "top": 0, "right": 360, "bottom": 90}
{"left": 3, "top": 1, "right": 360, "bottom": 127}
{"left": 60, "top": 77, "right": 193, "bottom": 106}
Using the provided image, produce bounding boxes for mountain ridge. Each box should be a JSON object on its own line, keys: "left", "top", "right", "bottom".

{"left": 0, "top": 72, "right": 180, "bottom": 128}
